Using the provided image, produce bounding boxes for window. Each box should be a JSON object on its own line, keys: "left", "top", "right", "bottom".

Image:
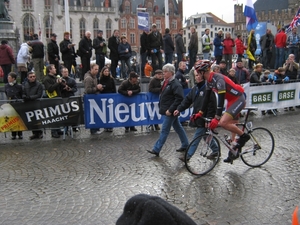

{"left": 156, "top": 20, "right": 161, "bottom": 29}
{"left": 45, "top": 0, "right": 51, "bottom": 9}
{"left": 169, "top": 3, "right": 173, "bottom": 15}
{"left": 22, "top": 0, "right": 33, "bottom": 9}
{"left": 121, "top": 19, "right": 126, "bottom": 29}
{"left": 130, "top": 33, "right": 135, "bottom": 44}
{"left": 124, "top": 1, "right": 130, "bottom": 14}
{"left": 106, "top": 19, "right": 112, "bottom": 39}
{"left": 45, "top": 16, "right": 52, "bottom": 38}
{"left": 83, "top": 0, "right": 88, "bottom": 7}
{"left": 69, "top": 19, "right": 73, "bottom": 38}
{"left": 93, "top": 18, "right": 99, "bottom": 38}
{"left": 202, "top": 24, "right": 206, "bottom": 28}
{"left": 23, "top": 13, "right": 34, "bottom": 41}
{"left": 171, "top": 20, "right": 177, "bottom": 29}
{"left": 201, "top": 16, "right": 207, "bottom": 23}
{"left": 79, "top": 18, "right": 86, "bottom": 39}
{"left": 147, "top": 2, "right": 152, "bottom": 14}
{"left": 129, "top": 18, "right": 135, "bottom": 29}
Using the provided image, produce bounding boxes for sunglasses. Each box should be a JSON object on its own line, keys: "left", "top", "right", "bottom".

{"left": 29, "top": 76, "right": 36, "bottom": 78}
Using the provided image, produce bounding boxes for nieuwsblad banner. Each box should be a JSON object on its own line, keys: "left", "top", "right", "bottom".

{"left": 0, "top": 97, "right": 83, "bottom": 132}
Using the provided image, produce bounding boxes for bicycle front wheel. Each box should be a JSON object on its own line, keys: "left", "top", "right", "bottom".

{"left": 185, "top": 134, "right": 221, "bottom": 176}
{"left": 240, "top": 127, "right": 275, "bottom": 167}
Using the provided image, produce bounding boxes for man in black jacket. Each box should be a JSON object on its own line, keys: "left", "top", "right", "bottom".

{"left": 147, "top": 63, "right": 189, "bottom": 157}
{"left": 28, "top": 34, "right": 44, "bottom": 81}
{"left": 108, "top": 29, "right": 120, "bottom": 78}
{"left": 140, "top": 30, "right": 149, "bottom": 77}
{"left": 175, "top": 28, "right": 185, "bottom": 70}
{"left": 93, "top": 30, "right": 106, "bottom": 73}
{"left": 163, "top": 28, "right": 174, "bottom": 65}
{"left": 174, "top": 68, "right": 218, "bottom": 161}
{"left": 147, "top": 23, "right": 164, "bottom": 72}
{"left": 47, "top": 33, "right": 60, "bottom": 72}
{"left": 60, "top": 31, "right": 76, "bottom": 74}
{"left": 23, "top": 71, "right": 44, "bottom": 140}
{"left": 78, "top": 31, "right": 92, "bottom": 81}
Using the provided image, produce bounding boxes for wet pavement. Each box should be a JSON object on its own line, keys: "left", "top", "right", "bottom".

{"left": 0, "top": 109, "right": 299, "bottom": 225}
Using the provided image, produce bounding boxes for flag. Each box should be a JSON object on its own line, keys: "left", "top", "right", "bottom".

{"left": 285, "top": 7, "right": 300, "bottom": 33}
{"left": 244, "top": 0, "right": 258, "bottom": 31}
{"left": 246, "top": 34, "right": 255, "bottom": 61}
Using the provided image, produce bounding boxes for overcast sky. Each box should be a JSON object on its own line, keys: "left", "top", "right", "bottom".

{"left": 183, "top": 0, "right": 257, "bottom": 23}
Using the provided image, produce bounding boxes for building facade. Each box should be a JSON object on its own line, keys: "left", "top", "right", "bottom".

{"left": 184, "top": 13, "right": 234, "bottom": 56}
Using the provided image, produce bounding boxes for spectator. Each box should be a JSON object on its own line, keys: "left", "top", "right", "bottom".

{"left": 247, "top": 29, "right": 257, "bottom": 70}
{"left": 118, "top": 36, "right": 132, "bottom": 79}
{"left": 28, "top": 34, "right": 44, "bottom": 81}
{"left": 260, "top": 70, "right": 273, "bottom": 83}
{"left": 108, "top": 29, "right": 120, "bottom": 78}
{"left": 60, "top": 67, "right": 77, "bottom": 98}
{"left": 144, "top": 60, "right": 153, "bottom": 77}
{"left": 250, "top": 63, "right": 263, "bottom": 84}
{"left": 0, "top": 40, "right": 15, "bottom": 83}
{"left": 214, "top": 29, "right": 224, "bottom": 65}
{"left": 188, "top": 27, "right": 198, "bottom": 70}
{"left": 274, "top": 28, "right": 287, "bottom": 70}
{"left": 234, "top": 58, "right": 250, "bottom": 84}
{"left": 202, "top": 28, "right": 212, "bottom": 60}
{"left": 43, "top": 64, "right": 63, "bottom": 138}
{"left": 219, "top": 60, "right": 228, "bottom": 76}
{"left": 260, "top": 29, "right": 274, "bottom": 69}
{"left": 5, "top": 72, "right": 23, "bottom": 140}
{"left": 163, "top": 28, "right": 174, "bottom": 64}
{"left": 78, "top": 31, "right": 92, "bottom": 81}
{"left": 148, "top": 69, "right": 163, "bottom": 131}
{"left": 83, "top": 63, "right": 103, "bottom": 135}
{"left": 287, "top": 27, "right": 300, "bottom": 62}
{"left": 93, "top": 30, "right": 107, "bottom": 72}
{"left": 175, "top": 28, "right": 186, "bottom": 69}
{"left": 228, "top": 68, "right": 238, "bottom": 84}
{"left": 118, "top": 71, "right": 141, "bottom": 132}
{"left": 147, "top": 63, "right": 189, "bottom": 157}
{"left": 188, "top": 66, "right": 195, "bottom": 88}
{"left": 59, "top": 31, "right": 76, "bottom": 74}
{"left": 273, "top": 67, "right": 288, "bottom": 84}
{"left": 175, "top": 61, "right": 188, "bottom": 89}
{"left": 223, "top": 32, "right": 235, "bottom": 70}
{"left": 147, "top": 23, "right": 164, "bottom": 71}
{"left": 47, "top": 33, "right": 60, "bottom": 73}
{"left": 235, "top": 34, "right": 247, "bottom": 62}
{"left": 17, "top": 41, "right": 30, "bottom": 83}
{"left": 98, "top": 66, "right": 116, "bottom": 132}
{"left": 283, "top": 54, "right": 299, "bottom": 80}
{"left": 140, "top": 30, "right": 149, "bottom": 77}
{"left": 22, "top": 71, "right": 44, "bottom": 140}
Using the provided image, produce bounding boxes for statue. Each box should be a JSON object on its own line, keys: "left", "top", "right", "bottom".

{"left": 0, "top": 0, "right": 10, "bottom": 21}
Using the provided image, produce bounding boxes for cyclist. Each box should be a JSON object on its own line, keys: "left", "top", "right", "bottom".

{"left": 193, "top": 60, "right": 250, "bottom": 163}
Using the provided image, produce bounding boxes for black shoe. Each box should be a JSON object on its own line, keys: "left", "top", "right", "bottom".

{"left": 38, "top": 134, "right": 43, "bottom": 139}
{"left": 179, "top": 155, "right": 190, "bottom": 162}
{"left": 154, "top": 125, "right": 160, "bottom": 130}
{"left": 289, "top": 107, "right": 295, "bottom": 111}
{"left": 147, "top": 150, "right": 159, "bottom": 157}
{"left": 261, "top": 110, "right": 266, "bottom": 115}
{"left": 207, "top": 152, "right": 218, "bottom": 159}
{"left": 51, "top": 133, "right": 60, "bottom": 138}
{"left": 130, "top": 127, "right": 137, "bottom": 131}
{"left": 11, "top": 136, "right": 16, "bottom": 140}
{"left": 125, "top": 128, "right": 129, "bottom": 132}
{"left": 29, "top": 135, "right": 38, "bottom": 140}
{"left": 223, "top": 157, "right": 233, "bottom": 164}
{"left": 19, "top": 135, "right": 23, "bottom": 139}
{"left": 72, "top": 127, "right": 79, "bottom": 132}
{"left": 176, "top": 147, "right": 186, "bottom": 152}
{"left": 237, "top": 133, "right": 250, "bottom": 148}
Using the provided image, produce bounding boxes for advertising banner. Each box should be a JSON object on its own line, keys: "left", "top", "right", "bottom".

{"left": 138, "top": 12, "right": 149, "bottom": 32}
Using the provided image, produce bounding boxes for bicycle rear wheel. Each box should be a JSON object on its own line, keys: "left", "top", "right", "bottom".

{"left": 184, "top": 134, "right": 221, "bottom": 176}
{"left": 240, "top": 127, "right": 274, "bottom": 167}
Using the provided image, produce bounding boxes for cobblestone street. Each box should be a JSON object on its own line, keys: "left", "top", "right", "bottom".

{"left": 0, "top": 110, "right": 299, "bottom": 225}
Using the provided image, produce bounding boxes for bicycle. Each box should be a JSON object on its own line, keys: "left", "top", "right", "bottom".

{"left": 184, "top": 107, "right": 275, "bottom": 176}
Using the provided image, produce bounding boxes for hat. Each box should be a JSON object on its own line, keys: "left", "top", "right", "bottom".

{"left": 129, "top": 71, "right": 139, "bottom": 78}
{"left": 50, "top": 33, "right": 57, "bottom": 37}
{"left": 264, "top": 70, "right": 270, "bottom": 75}
{"left": 152, "top": 23, "right": 157, "bottom": 27}
{"left": 33, "top": 34, "right": 38, "bottom": 38}
{"left": 219, "top": 60, "right": 226, "bottom": 64}
{"left": 236, "top": 58, "right": 242, "bottom": 63}
{"left": 154, "top": 69, "right": 163, "bottom": 75}
{"left": 98, "top": 30, "right": 103, "bottom": 34}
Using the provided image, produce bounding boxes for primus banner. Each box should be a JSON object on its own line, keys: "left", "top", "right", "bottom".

{"left": 0, "top": 97, "right": 83, "bottom": 132}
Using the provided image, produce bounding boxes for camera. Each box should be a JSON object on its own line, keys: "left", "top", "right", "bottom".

{"left": 61, "top": 78, "right": 66, "bottom": 84}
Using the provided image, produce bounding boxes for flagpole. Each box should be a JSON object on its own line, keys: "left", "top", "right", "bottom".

{"left": 165, "top": 0, "right": 169, "bottom": 29}
{"left": 64, "top": 0, "right": 70, "bottom": 32}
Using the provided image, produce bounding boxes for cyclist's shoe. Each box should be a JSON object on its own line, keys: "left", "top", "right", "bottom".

{"left": 236, "top": 133, "right": 250, "bottom": 148}
{"left": 223, "top": 150, "right": 239, "bottom": 164}
{"left": 207, "top": 152, "right": 218, "bottom": 160}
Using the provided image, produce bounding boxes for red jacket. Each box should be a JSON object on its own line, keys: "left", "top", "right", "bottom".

{"left": 223, "top": 38, "right": 235, "bottom": 54}
{"left": 274, "top": 31, "right": 287, "bottom": 48}
{"left": 235, "top": 38, "right": 247, "bottom": 55}
{"left": 0, "top": 44, "right": 15, "bottom": 65}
